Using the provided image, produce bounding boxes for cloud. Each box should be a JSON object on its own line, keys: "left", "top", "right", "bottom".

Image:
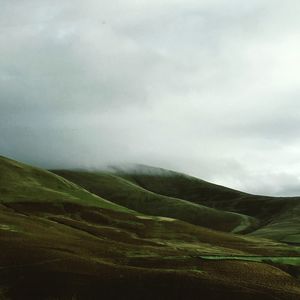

{"left": 1, "top": 0, "right": 300, "bottom": 196}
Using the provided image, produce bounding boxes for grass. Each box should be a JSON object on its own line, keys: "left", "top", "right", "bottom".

{"left": 0, "top": 156, "right": 132, "bottom": 213}
{"left": 108, "top": 165, "right": 300, "bottom": 244}
{"left": 113, "top": 164, "right": 248, "bottom": 203}
{"left": 2, "top": 156, "right": 300, "bottom": 299}
{"left": 1, "top": 203, "right": 300, "bottom": 299}
{"left": 52, "top": 170, "right": 257, "bottom": 233}
{"left": 54, "top": 167, "right": 300, "bottom": 243}
{"left": 199, "top": 255, "right": 300, "bottom": 266}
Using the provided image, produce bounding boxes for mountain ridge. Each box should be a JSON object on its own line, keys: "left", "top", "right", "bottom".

{"left": 53, "top": 164, "right": 300, "bottom": 244}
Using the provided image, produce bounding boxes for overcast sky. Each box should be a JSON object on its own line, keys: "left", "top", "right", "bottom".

{"left": 1, "top": 0, "right": 300, "bottom": 196}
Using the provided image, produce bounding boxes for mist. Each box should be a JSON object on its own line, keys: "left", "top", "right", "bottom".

{"left": 1, "top": 0, "right": 300, "bottom": 196}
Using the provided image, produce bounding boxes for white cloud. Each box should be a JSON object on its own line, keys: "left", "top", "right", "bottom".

{"left": 1, "top": 0, "right": 300, "bottom": 196}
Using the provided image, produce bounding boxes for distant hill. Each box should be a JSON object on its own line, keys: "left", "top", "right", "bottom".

{"left": 52, "top": 169, "right": 256, "bottom": 233}
{"left": 54, "top": 164, "right": 300, "bottom": 244}
{"left": 110, "top": 164, "right": 300, "bottom": 244}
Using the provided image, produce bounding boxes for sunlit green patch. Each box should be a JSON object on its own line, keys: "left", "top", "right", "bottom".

{"left": 0, "top": 224, "right": 19, "bottom": 232}
{"left": 199, "top": 255, "right": 300, "bottom": 266}
{"left": 0, "top": 156, "right": 133, "bottom": 214}
{"left": 282, "top": 234, "right": 300, "bottom": 244}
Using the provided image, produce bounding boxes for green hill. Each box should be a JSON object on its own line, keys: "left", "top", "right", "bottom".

{"left": 1, "top": 156, "right": 300, "bottom": 299}
{"left": 0, "top": 155, "right": 131, "bottom": 213}
{"left": 52, "top": 170, "right": 257, "bottom": 233}
{"left": 111, "top": 164, "right": 248, "bottom": 203}
{"left": 54, "top": 165, "right": 300, "bottom": 243}
{"left": 110, "top": 165, "right": 300, "bottom": 244}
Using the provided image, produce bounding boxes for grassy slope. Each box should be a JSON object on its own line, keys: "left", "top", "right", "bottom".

{"left": 0, "top": 156, "right": 131, "bottom": 213}
{"left": 52, "top": 170, "right": 257, "bottom": 233}
{"left": 2, "top": 157, "right": 300, "bottom": 298}
{"left": 1, "top": 200, "right": 300, "bottom": 299}
{"left": 112, "top": 165, "right": 247, "bottom": 204}
{"left": 249, "top": 203, "right": 300, "bottom": 243}
{"left": 110, "top": 165, "right": 300, "bottom": 243}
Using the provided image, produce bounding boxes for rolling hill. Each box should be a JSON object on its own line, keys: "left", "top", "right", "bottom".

{"left": 54, "top": 164, "right": 300, "bottom": 244}
{"left": 1, "top": 156, "right": 300, "bottom": 299}
{"left": 0, "top": 155, "right": 130, "bottom": 213}
{"left": 52, "top": 170, "right": 257, "bottom": 233}
{"left": 110, "top": 164, "right": 300, "bottom": 244}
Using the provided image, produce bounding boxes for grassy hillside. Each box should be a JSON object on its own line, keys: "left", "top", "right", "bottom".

{"left": 109, "top": 165, "right": 300, "bottom": 244}
{"left": 2, "top": 203, "right": 300, "bottom": 300}
{"left": 1, "top": 196, "right": 300, "bottom": 299}
{"left": 2, "top": 157, "right": 300, "bottom": 299}
{"left": 112, "top": 164, "right": 248, "bottom": 204}
{"left": 54, "top": 166, "right": 300, "bottom": 243}
{"left": 52, "top": 170, "right": 257, "bottom": 233}
{"left": 0, "top": 156, "right": 131, "bottom": 213}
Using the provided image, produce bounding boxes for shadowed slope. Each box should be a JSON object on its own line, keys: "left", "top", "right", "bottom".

{"left": 109, "top": 165, "right": 300, "bottom": 243}
{"left": 111, "top": 164, "right": 247, "bottom": 204}
{"left": 1, "top": 200, "right": 300, "bottom": 299}
{"left": 52, "top": 170, "right": 257, "bottom": 233}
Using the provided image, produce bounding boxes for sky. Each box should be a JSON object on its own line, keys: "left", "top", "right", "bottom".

{"left": 1, "top": 0, "right": 300, "bottom": 196}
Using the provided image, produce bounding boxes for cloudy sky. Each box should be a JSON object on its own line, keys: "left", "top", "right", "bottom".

{"left": 1, "top": 0, "right": 300, "bottom": 196}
